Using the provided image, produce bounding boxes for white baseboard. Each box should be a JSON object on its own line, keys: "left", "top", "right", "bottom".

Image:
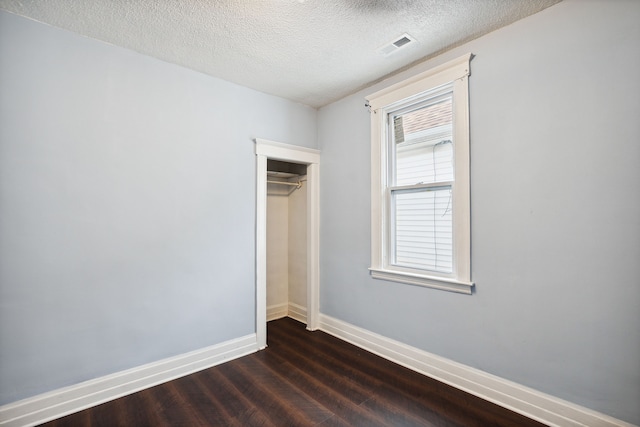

{"left": 287, "top": 302, "right": 307, "bottom": 324}
{"left": 0, "top": 334, "right": 258, "bottom": 427}
{"left": 267, "top": 302, "right": 306, "bottom": 324}
{"left": 319, "top": 314, "right": 634, "bottom": 427}
{"left": 267, "top": 303, "right": 288, "bottom": 321}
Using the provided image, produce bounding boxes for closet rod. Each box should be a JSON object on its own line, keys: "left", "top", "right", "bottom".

{"left": 267, "top": 180, "right": 302, "bottom": 189}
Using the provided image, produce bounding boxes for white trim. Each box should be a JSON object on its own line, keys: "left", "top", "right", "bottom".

{"left": 366, "top": 53, "right": 472, "bottom": 110}
{"left": 0, "top": 335, "right": 258, "bottom": 427}
{"left": 255, "top": 138, "right": 320, "bottom": 164}
{"left": 451, "top": 75, "right": 471, "bottom": 283}
{"left": 369, "top": 268, "right": 472, "bottom": 294}
{"left": 254, "top": 139, "right": 320, "bottom": 343}
{"left": 256, "top": 153, "right": 268, "bottom": 349}
{"left": 305, "top": 162, "right": 320, "bottom": 331}
{"left": 319, "top": 314, "right": 634, "bottom": 427}
{"left": 287, "top": 302, "right": 307, "bottom": 324}
{"left": 368, "top": 53, "right": 473, "bottom": 294}
{"left": 267, "top": 303, "right": 288, "bottom": 321}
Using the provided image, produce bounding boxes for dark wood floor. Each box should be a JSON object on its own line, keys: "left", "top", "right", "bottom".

{"left": 41, "top": 317, "right": 546, "bottom": 426}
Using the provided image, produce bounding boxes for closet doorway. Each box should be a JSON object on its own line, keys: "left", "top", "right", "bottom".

{"left": 266, "top": 159, "right": 307, "bottom": 324}
{"left": 255, "top": 139, "right": 320, "bottom": 349}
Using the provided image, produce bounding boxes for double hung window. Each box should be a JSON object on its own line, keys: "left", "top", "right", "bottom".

{"left": 367, "top": 54, "right": 473, "bottom": 294}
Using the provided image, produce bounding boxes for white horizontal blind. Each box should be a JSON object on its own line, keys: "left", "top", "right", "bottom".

{"left": 390, "top": 93, "right": 454, "bottom": 273}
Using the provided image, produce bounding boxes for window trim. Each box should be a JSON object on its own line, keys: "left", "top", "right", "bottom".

{"left": 367, "top": 53, "right": 473, "bottom": 294}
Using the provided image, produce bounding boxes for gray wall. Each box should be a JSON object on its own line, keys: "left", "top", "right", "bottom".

{"left": 0, "top": 11, "right": 316, "bottom": 404}
{"left": 318, "top": 0, "right": 640, "bottom": 424}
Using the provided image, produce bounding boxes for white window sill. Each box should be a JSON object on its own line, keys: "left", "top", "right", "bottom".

{"left": 369, "top": 268, "right": 474, "bottom": 294}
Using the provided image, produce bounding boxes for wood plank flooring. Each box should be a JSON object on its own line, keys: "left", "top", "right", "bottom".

{"left": 41, "top": 318, "right": 546, "bottom": 426}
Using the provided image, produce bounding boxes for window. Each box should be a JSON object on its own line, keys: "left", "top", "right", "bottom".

{"left": 367, "top": 53, "right": 473, "bottom": 294}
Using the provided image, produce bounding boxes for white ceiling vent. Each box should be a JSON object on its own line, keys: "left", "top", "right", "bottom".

{"left": 378, "top": 34, "right": 416, "bottom": 56}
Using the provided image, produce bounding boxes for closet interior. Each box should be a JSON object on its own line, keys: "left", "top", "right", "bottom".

{"left": 266, "top": 159, "right": 307, "bottom": 324}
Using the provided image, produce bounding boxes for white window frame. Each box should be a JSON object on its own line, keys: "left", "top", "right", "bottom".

{"left": 367, "top": 53, "right": 474, "bottom": 294}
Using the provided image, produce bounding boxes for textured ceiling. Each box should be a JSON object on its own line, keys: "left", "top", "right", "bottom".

{"left": 0, "top": 0, "right": 561, "bottom": 108}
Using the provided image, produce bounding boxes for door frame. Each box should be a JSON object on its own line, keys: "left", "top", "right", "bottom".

{"left": 255, "top": 138, "right": 320, "bottom": 349}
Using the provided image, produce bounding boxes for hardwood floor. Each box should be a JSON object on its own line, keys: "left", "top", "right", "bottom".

{"left": 41, "top": 318, "right": 546, "bottom": 426}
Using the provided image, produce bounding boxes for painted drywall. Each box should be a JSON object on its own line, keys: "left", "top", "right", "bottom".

{"left": 0, "top": 10, "right": 316, "bottom": 405}
{"left": 317, "top": 0, "right": 640, "bottom": 424}
{"left": 266, "top": 191, "right": 289, "bottom": 311}
{"left": 266, "top": 179, "right": 307, "bottom": 316}
{"left": 288, "top": 179, "right": 307, "bottom": 309}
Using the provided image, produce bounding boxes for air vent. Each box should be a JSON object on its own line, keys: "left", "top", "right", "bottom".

{"left": 378, "top": 33, "right": 415, "bottom": 56}
{"left": 393, "top": 36, "right": 412, "bottom": 48}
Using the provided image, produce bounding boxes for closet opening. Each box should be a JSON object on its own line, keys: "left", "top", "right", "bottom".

{"left": 266, "top": 160, "right": 308, "bottom": 326}
{"left": 255, "top": 139, "right": 320, "bottom": 350}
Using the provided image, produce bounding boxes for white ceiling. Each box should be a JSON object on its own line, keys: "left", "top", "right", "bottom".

{"left": 0, "top": 0, "right": 561, "bottom": 108}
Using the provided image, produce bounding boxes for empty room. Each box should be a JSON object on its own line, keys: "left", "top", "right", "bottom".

{"left": 0, "top": 0, "right": 638, "bottom": 426}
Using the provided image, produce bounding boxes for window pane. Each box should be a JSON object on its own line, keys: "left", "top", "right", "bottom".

{"left": 393, "top": 95, "right": 453, "bottom": 186}
{"left": 393, "top": 187, "right": 452, "bottom": 273}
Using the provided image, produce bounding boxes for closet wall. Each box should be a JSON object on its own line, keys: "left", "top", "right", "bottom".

{"left": 266, "top": 170, "right": 307, "bottom": 323}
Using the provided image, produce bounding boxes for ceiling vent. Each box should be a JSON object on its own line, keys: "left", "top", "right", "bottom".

{"left": 378, "top": 33, "right": 416, "bottom": 56}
